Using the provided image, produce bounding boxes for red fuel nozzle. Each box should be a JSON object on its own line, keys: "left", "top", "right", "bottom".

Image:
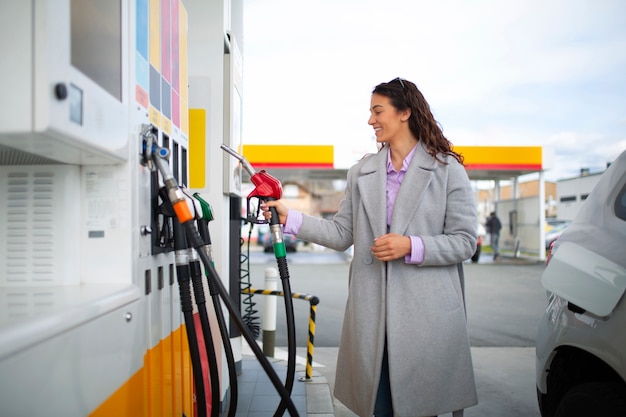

{"left": 221, "top": 143, "right": 284, "bottom": 224}
{"left": 248, "top": 171, "right": 283, "bottom": 200}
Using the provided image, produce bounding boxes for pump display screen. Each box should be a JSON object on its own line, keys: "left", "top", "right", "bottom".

{"left": 71, "top": 0, "right": 122, "bottom": 101}
{"left": 69, "top": 83, "right": 83, "bottom": 125}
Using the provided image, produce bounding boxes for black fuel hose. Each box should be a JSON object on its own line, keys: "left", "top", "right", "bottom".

{"left": 188, "top": 248, "right": 221, "bottom": 417}
{"left": 197, "top": 217, "right": 239, "bottom": 417}
{"left": 170, "top": 200, "right": 220, "bottom": 417}
{"left": 197, "top": 217, "right": 211, "bottom": 247}
{"left": 172, "top": 224, "right": 207, "bottom": 417}
{"left": 183, "top": 221, "right": 300, "bottom": 417}
{"left": 268, "top": 206, "right": 297, "bottom": 417}
{"left": 206, "top": 263, "right": 239, "bottom": 417}
{"left": 166, "top": 190, "right": 208, "bottom": 417}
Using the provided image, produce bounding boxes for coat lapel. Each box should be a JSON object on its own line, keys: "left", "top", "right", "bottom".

{"left": 357, "top": 151, "right": 388, "bottom": 239}
{"left": 389, "top": 143, "right": 437, "bottom": 235}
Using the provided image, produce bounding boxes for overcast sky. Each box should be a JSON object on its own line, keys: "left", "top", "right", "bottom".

{"left": 241, "top": 0, "right": 626, "bottom": 182}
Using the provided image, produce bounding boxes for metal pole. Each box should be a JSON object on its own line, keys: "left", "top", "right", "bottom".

{"left": 262, "top": 267, "right": 278, "bottom": 357}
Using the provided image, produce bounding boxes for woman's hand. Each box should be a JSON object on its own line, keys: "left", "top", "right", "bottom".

{"left": 371, "top": 233, "right": 411, "bottom": 262}
{"left": 260, "top": 200, "right": 289, "bottom": 225}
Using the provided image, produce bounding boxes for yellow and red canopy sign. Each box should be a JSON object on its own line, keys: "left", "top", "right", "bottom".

{"left": 241, "top": 144, "right": 544, "bottom": 175}
{"left": 242, "top": 145, "right": 334, "bottom": 169}
{"left": 455, "top": 146, "right": 543, "bottom": 171}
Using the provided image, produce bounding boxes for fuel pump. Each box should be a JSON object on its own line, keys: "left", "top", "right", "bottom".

{"left": 220, "top": 144, "right": 298, "bottom": 417}
{"left": 150, "top": 143, "right": 300, "bottom": 416}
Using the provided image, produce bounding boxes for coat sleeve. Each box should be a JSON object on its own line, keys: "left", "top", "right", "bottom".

{"left": 295, "top": 164, "right": 357, "bottom": 251}
{"left": 419, "top": 159, "right": 478, "bottom": 266}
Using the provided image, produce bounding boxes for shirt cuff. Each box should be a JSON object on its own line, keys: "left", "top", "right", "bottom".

{"left": 283, "top": 209, "right": 303, "bottom": 235}
{"left": 405, "top": 236, "right": 425, "bottom": 264}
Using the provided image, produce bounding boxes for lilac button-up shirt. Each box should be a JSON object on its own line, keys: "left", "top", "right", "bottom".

{"left": 284, "top": 146, "right": 425, "bottom": 264}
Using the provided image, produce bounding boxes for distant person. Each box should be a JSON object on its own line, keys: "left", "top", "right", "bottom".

{"left": 486, "top": 212, "right": 502, "bottom": 260}
{"left": 262, "top": 77, "right": 477, "bottom": 417}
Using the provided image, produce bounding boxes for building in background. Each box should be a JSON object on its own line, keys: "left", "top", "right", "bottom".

{"left": 475, "top": 180, "right": 557, "bottom": 224}
{"left": 475, "top": 165, "right": 610, "bottom": 227}
{"left": 556, "top": 168, "right": 607, "bottom": 221}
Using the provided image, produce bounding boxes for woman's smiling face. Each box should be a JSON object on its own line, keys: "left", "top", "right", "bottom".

{"left": 368, "top": 93, "right": 408, "bottom": 144}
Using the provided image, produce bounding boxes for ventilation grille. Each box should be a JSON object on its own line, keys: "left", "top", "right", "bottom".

{"left": 5, "top": 171, "right": 56, "bottom": 282}
{"left": 0, "top": 145, "right": 63, "bottom": 166}
{"left": 1, "top": 166, "right": 80, "bottom": 286}
{"left": 2, "top": 289, "right": 56, "bottom": 321}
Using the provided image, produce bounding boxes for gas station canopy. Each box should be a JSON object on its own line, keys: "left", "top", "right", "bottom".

{"left": 241, "top": 144, "right": 345, "bottom": 181}
{"left": 242, "top": 145, "right": 550, "bottom": 182}
{"left": 456, "top": 146, "right": 546, "bottom": 180}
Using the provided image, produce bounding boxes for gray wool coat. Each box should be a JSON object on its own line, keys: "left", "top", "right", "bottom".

{"left": 295, "top": 143, "right": 479, "bottom": 417}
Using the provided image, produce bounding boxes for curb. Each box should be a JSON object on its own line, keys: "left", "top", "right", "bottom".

{"left": 299, "top": 370, "right": 335, "bottom": 416}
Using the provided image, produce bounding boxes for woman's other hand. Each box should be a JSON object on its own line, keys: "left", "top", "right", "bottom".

{"left": 371, "top": 233, "right": 411, "bottom": 261}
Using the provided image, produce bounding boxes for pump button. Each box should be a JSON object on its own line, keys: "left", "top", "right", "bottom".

{"left": 54, "top": 83, "right": 68, "bottom": 100}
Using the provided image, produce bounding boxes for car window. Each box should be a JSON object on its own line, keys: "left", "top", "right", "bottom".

{"left": 615, "top": 182, "right": 626, "bottom": 221}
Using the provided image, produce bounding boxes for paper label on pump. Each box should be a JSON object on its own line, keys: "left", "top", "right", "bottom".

{"left": 83, "top": 167, "right": 121, "bottom": 231}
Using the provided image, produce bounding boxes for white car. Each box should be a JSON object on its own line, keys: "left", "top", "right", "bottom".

{"left": 535, "top": 150, "right": 626, "bottom": 416}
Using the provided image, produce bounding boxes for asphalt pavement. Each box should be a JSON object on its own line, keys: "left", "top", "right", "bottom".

{"left": 300, "top": 346, "right": 540, "bottom": 417}
{"left": 239, "top": 245, "right": 546, "bottom": 417}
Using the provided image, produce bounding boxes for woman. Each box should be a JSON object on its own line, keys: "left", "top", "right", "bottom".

{"left": 262, "top": 78, "right": 478, "bottom": 417}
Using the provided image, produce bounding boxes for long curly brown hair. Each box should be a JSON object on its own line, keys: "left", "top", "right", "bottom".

{"left": 372, "top": 78, "right": 464, "bottom": 165}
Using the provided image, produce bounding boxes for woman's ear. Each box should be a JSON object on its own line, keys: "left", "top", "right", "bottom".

{"left": 402, "top": 108, "right": 411, "bottom": 122}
